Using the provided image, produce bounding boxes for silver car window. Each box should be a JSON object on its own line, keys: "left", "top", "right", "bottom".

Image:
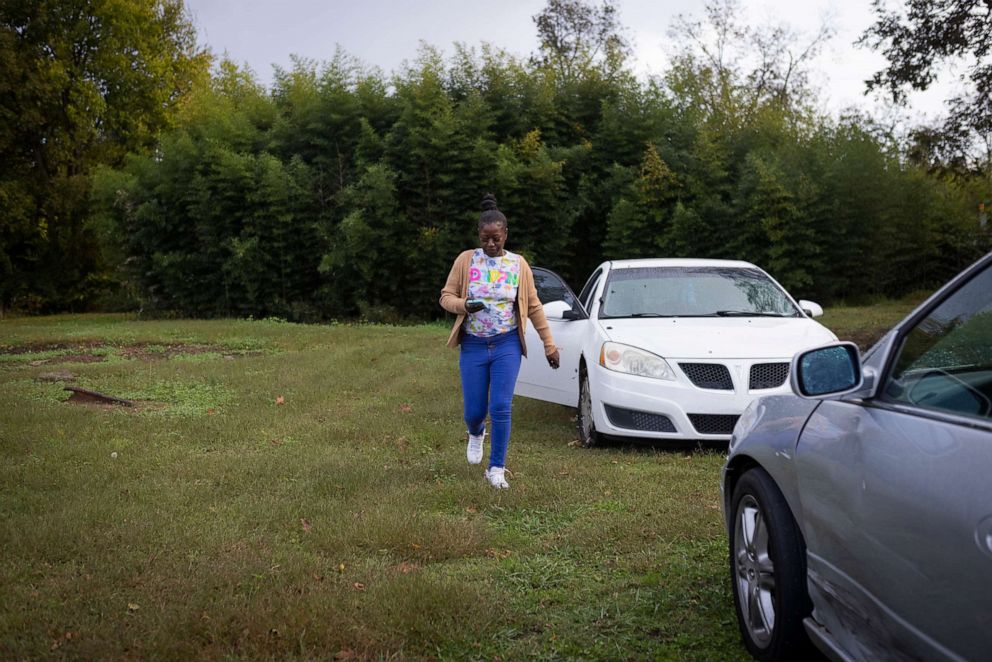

{"left": 883, "top": 263, "right": 992, "bottom": 420}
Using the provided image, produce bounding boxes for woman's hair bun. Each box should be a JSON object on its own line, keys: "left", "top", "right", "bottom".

{"left": 481, "top": 193, "right": 499, "bottom": 212}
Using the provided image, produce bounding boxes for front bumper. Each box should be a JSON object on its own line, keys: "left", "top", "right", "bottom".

{"left": 591, "top": 359, "right": 791, "bottom": 440}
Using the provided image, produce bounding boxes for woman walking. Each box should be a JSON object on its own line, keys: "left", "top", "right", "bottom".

{"left": 440, "top": 194, "right": 560, "bottom": 489}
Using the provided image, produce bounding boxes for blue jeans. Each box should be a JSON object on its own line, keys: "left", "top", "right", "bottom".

{"left": 459, "top": 330, "right": 522, "bottom": 469}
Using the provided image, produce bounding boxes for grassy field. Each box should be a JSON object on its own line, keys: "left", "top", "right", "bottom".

{"left": 0, "top": 304, "right": 912, "bottom": 659}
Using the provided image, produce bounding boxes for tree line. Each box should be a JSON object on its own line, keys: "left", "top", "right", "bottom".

{"left": 4, "top": 0, "right": 991, "bottom": 320}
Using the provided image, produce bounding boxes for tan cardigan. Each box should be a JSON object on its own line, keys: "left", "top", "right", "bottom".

{"left": 439, "top": 249, "right": 556, "bottom": 358}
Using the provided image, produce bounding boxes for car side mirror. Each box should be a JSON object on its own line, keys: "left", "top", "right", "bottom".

{"left": 791, "top": 342, "right": 863, "bottom": 399}
{"left": 562, "top": 308, "right": 583, "bottom": 320}
{"left": 543, "top": 299, "right": 575, "bottom": 320}
{"left": 797, "top": 299, "right": 823, "bottom": 318}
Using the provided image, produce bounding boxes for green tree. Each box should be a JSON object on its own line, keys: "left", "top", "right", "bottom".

{"left": 604, "top": 143, "right": 679, "bottom": 258}
{"left": 862, "top": 0, "right": 992, "bottom": 169}
{"left": 532, "top": 0, "right": 631, "bottom": 84}
{"left": 0, "top": 0, "right": 209, "bottom": 313}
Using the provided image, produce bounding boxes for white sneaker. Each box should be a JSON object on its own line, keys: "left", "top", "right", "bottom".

{"left": 467, "top": 428, "right": 485, "bottom": 465}
{"left": 485, "top": 466, "right": 509, "bottom": 489}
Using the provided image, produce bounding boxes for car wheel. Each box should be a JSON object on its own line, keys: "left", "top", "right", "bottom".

{"left": 577, "top": 368, "right": 600, "bottom": 448}
{"left": 730, "top": 467, "right": 813, "bottom": 660}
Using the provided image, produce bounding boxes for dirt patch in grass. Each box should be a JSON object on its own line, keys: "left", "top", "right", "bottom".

{"left": 1, "top": 341, "right": 262, "bottom": 364}
{"left": 117, "top": 343, "right": 227, "bottom": 361}
{"left": 58, "top": 354, "right": 106, "bottom": 363}
{"left": 0, "top": 341, "right": 104, "bottom": 355}
{"left": 66, "top": 397, "right": 164, "bottom": 413}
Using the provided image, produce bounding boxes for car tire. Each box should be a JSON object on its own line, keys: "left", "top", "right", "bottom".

{"left": 577, "top": 368, "right": 600, "bottom": 448}
{"left": 729, "top": 467, "right": 813, "bottom": 661}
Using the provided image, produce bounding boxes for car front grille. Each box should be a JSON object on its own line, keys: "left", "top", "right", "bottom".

{"left": 688, "top": 413, "right": 740, "bottom": 435}
{"left": 749, "top": 362, "right": 790, "bottom": 390}
{"left": 604, "top": 404, "right": 676, "bottom": 433}
{"left": 679, "top": 363, "right": 734, "bottom": 390}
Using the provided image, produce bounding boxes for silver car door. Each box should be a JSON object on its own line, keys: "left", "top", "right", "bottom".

{"left": 796, "top": 261, "right": 992, "bottom": 660}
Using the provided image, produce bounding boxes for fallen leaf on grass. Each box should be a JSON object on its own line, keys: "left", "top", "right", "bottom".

{"left": 567, "top": 439, "right": 581, "bottom": 447}
{"left": 465, "top": 506, "right": 478, "bottom": 514}
{"left": 127, "top": 602, "right": 140, "bottom": 612}
{"left": 486, "top": 548, "right": 512, "bottom": 559}
{"left": 352, "top": 582, "right": 366, "bottom": 591}
{"left": 337, "top": 563, "right": 346, "bottom": 573}
{"left": 301, "top": 518, "right": 312, "bottom": 532}
{"left": 394, "top": 561, "right": 419, "bottom": 574}
{"left": 207, "top": 408, "right": 217, "bottom": 415}
{"left": 399, "top": 403, "right": 412, "bottom": 413}
{"left": 335, "top": 651, "right": 356, "bottom": 660}
{"left": 410, "top": 543, "right": 422, "bottom": 550}
{"left": 270, "top": 439, "right": 283, "bottom": 446}
{"left": 275, "top": 395, "right": 285, "bottom": 405}
{"left": 29, "top": 359, "right": 49, "bottom": 366}
{"left": 50, "top": 632, "right": 77, "bottom": 650}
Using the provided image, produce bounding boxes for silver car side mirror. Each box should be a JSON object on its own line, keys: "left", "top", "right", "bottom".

{"left": 791, "top": 342, "right": 864, "bottom": 399}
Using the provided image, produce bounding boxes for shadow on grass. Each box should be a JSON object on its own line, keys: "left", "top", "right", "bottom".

{"left": 596, "top": 434, "right": 729, "bottom": 455}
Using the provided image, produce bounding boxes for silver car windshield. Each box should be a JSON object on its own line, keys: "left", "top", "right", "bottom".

{"left": 599, "top": 266, "right": 801, "bottom": 319}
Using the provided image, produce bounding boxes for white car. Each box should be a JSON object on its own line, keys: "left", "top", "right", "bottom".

{"left": 514, "top": 259, "right": 837, "bottom": 445}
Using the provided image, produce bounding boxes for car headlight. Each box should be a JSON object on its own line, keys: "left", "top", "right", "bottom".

{"left": 599, "top": 342, "right": 675, "bottom": 380}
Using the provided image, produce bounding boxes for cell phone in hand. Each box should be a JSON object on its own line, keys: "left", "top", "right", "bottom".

{"left": 466, "top": 298, "right": 485, "bottom": 312}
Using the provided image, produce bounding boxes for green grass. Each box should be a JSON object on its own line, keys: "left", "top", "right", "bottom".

{"left": 0, "top": 304, "right": 909, "bottom": 659}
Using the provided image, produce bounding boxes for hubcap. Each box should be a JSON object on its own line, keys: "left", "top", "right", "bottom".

{"left": 734, "top": 495, "right": 776, "bottom": 646}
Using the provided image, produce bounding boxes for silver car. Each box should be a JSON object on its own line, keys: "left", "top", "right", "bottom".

{"left": 721, "top": 251, "right": 992, "bottom": 660}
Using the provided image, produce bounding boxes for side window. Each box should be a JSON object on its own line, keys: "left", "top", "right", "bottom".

{"left": 883, "top": 263, "right": 992, "bottom": 421}
{"left": 578, "top": 269, "right": 603, "bottom": 312}
{"left": 532, "top": 267, "right": 579, "bottom": 309}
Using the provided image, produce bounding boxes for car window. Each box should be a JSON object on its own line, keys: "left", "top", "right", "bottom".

{"left": 578, "top": 269, "right": 602, "bottom": 312}
{"left": 532, "top": 267, "right": 580, "bottom": 309}
{"left": 883, "top": 263, "right": 992, "bottom": 421}
{"left": 599, "top": 266, "right": 800, "bottom": 318}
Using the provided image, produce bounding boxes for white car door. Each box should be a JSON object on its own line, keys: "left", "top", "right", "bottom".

{"left": 515, "top": 267, "right": 588, "bottom": 407}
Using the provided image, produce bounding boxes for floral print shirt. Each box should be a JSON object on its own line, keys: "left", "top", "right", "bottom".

{"left": 464, "top": 249, "right": 521, "bottom": 337}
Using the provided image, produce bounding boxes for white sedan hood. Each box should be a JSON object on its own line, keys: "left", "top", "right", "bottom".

{"left": 599, "top": 317, "right": 837, "bottom": 360}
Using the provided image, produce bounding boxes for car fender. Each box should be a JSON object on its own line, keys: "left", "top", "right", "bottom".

{"left": 721, "top": 394, "right": 820, "bottom": 531}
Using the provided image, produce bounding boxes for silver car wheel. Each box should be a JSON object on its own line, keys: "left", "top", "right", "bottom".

{"left": 735, "top": 494, "right": 776, "bottom": 647}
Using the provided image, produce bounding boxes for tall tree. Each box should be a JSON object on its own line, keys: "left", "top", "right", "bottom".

{"left": 862, "top": 0, "right": 992, "bottom": 169}
{"left": 0, "top": 0, "right": 208, "bottom": 313}
{"left": 532, "top": 0, "right": 631, "bottom": 83}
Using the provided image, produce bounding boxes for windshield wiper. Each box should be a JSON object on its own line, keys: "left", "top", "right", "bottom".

{"left": 715, "top": 310, "right": 793, "bottom": 317}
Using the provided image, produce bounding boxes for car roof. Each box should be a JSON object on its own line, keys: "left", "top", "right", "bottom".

{"left": 605, "top": 258, "right": 760, "bottom": 269}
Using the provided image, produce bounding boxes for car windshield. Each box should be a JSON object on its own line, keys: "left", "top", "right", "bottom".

{"left": 599, "top": 266, "right": 800, "bottom": 319}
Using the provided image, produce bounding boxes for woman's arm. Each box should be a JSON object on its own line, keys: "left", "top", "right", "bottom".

{"left": 440, "top": 253, "right": 469, "bottom": 315}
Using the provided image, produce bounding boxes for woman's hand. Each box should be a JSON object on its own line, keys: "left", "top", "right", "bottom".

{"left": 546, "top": 348, "right": 560, "bottom": 370}
{"left": 465, "top": 299, "right": 485, "bottom": 313}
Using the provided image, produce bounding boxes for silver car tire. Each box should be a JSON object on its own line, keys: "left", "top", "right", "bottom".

{"left": 577, "top": 368, "right": 600, "bottom": 448}
{"left": 729, "top": 467, "right": 813, "bottom": 660}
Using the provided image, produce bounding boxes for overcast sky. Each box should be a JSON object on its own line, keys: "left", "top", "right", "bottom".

{"left": 183, "top": 0, "right": 954, "bottom": 122}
